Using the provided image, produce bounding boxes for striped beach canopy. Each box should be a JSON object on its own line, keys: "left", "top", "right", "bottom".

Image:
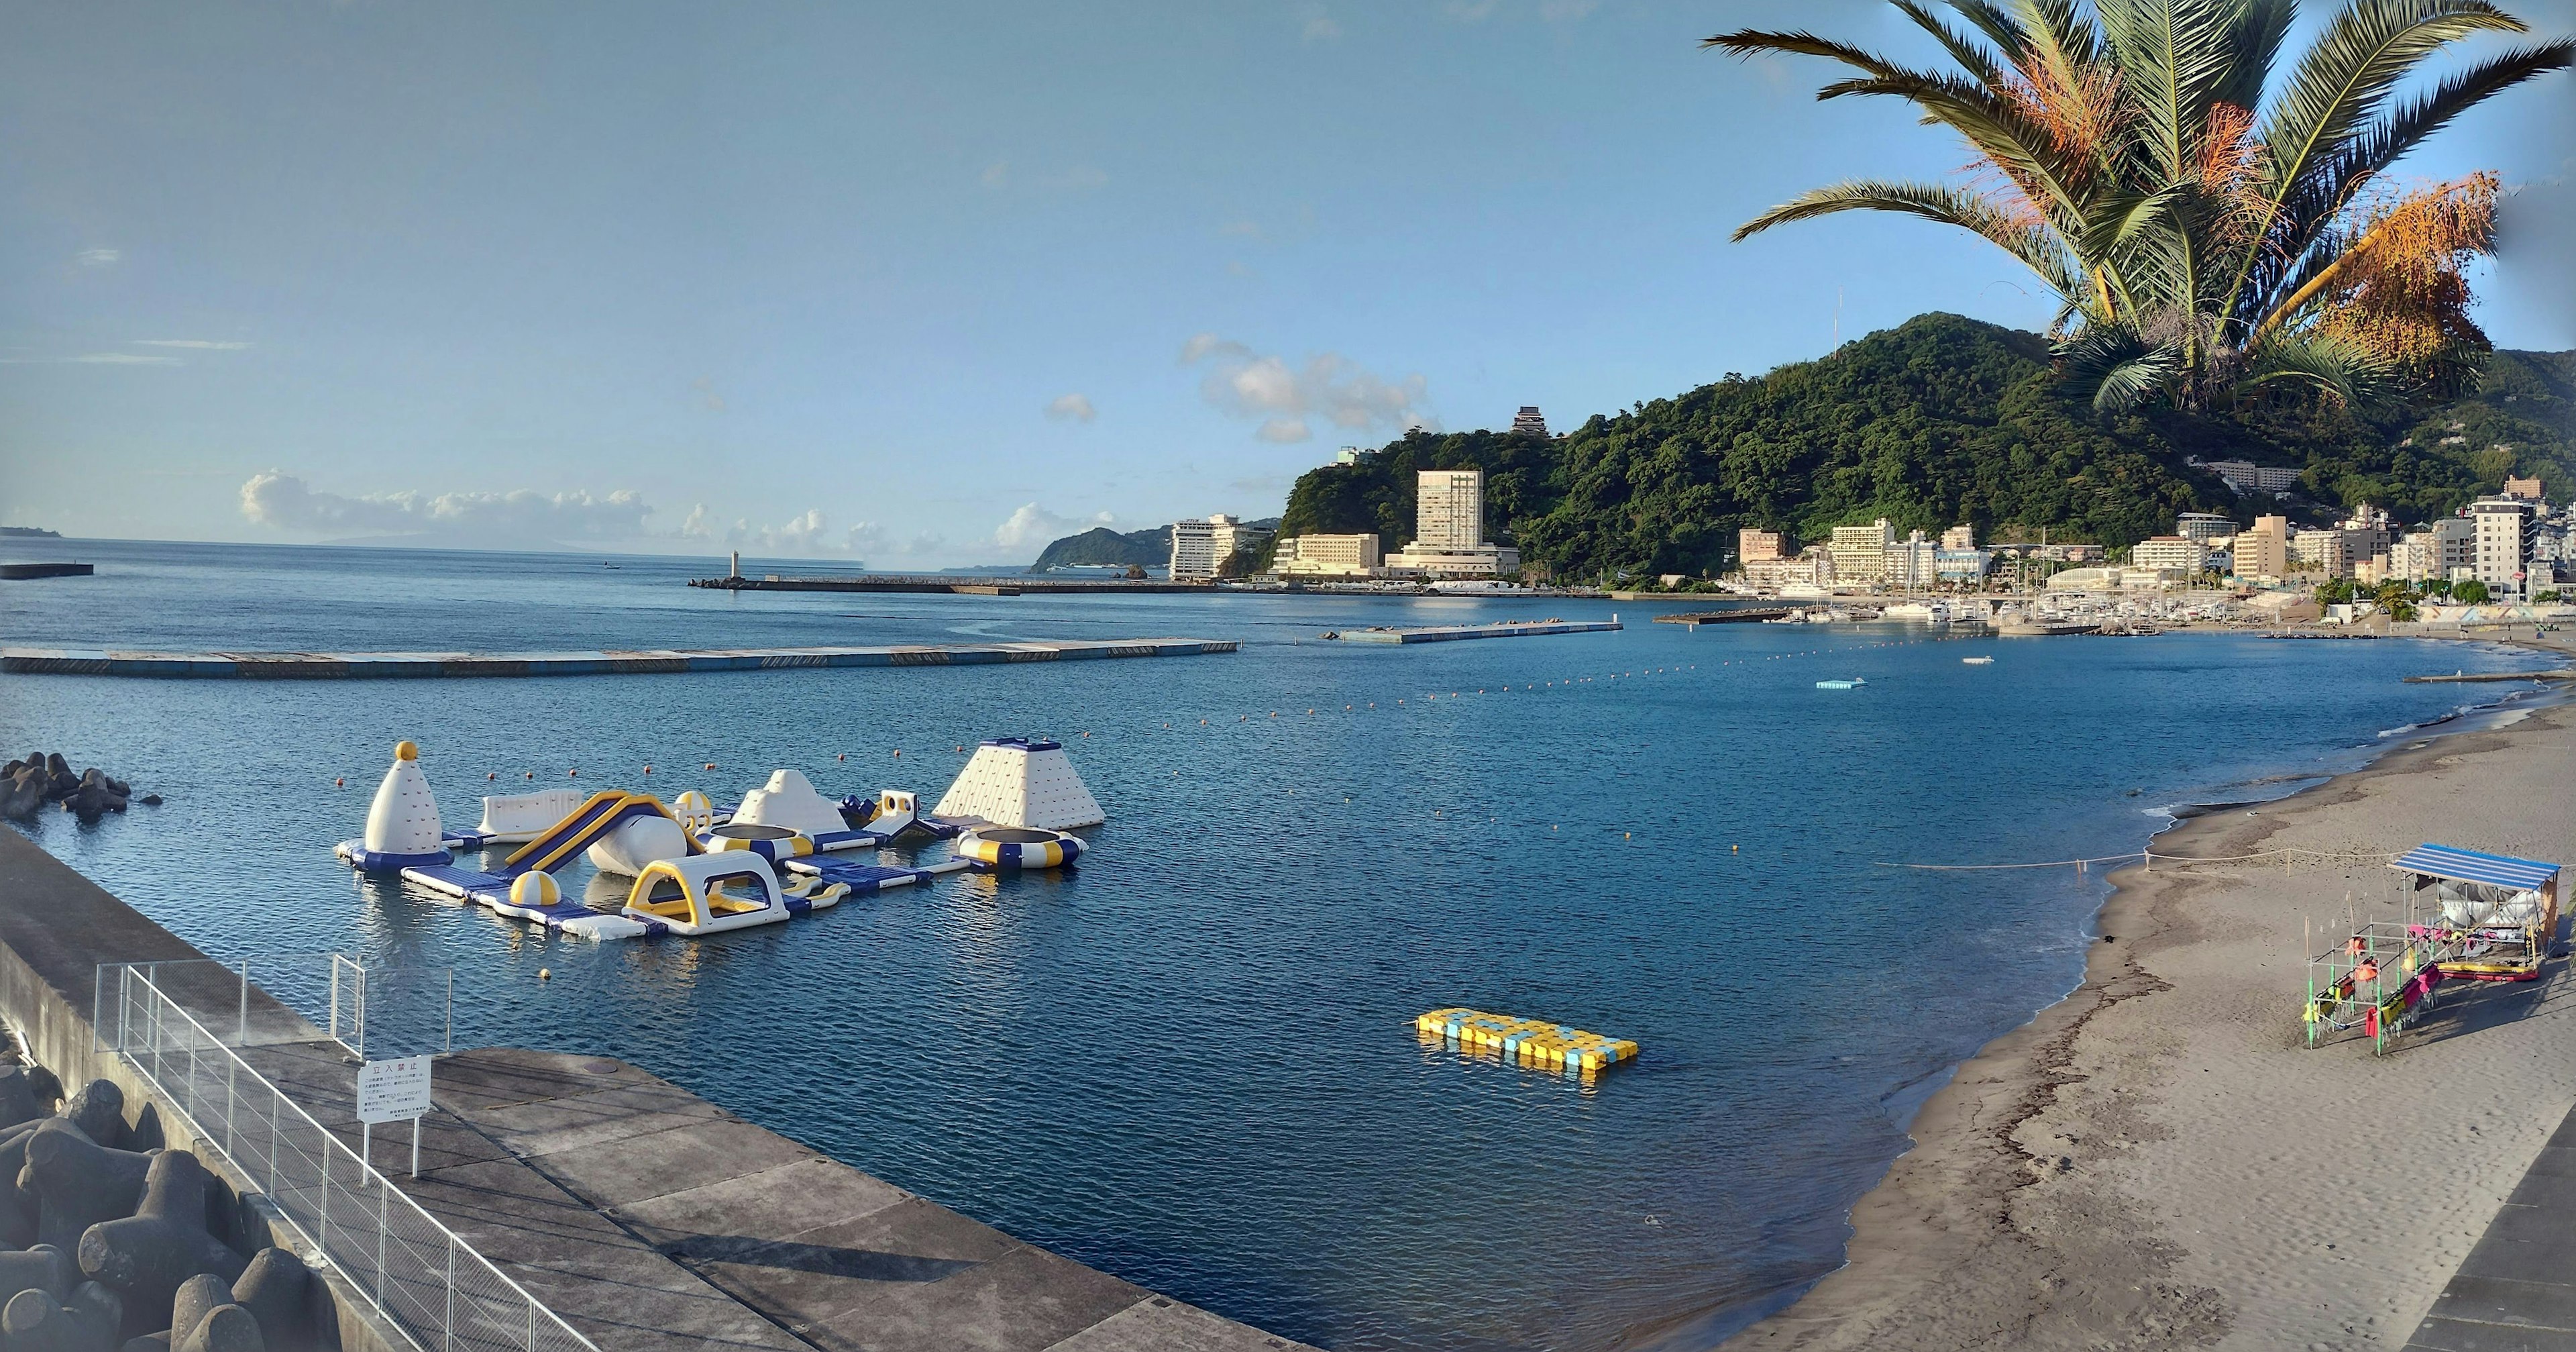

{"left": 2390, "top": 844, "right": 2561, "bottom": 891}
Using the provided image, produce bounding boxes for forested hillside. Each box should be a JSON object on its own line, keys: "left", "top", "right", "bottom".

{"left": 1276, "top": 314, "right": 2575, "bottom": 581}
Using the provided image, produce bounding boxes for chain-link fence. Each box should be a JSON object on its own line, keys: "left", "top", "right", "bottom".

{"left": 103, "top": 964, "right": 594, "bottom": 1352}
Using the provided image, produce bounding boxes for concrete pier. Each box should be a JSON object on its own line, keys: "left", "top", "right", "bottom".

{"left": 1327, "top": 619, "right": 1621, "bottom": 643}
{"left": 0, "top": 638, "right": 1237, "bottom": 680}
{"left": 0, "top": 829, "right": 1309, "bottom": 1352}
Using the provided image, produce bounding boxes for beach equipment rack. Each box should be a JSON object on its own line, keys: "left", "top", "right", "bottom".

{"left": 2303, "top": 921, "right": 2444, "bottom": 1053}
{"left": 2389, "top": 844, "right": 2561, "bottom": 983}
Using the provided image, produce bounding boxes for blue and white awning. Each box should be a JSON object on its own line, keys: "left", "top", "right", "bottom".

{"left": 2390, "top": 844, "right": 2561, "bottom": 891}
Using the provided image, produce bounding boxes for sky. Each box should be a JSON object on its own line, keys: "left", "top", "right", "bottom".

{"left": 3, "top": 1, "right": 2571, "bottom": 564}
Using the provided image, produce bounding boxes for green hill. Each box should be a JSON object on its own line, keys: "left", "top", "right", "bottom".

{"left": 1028, "top": 525, "right": 1170, "bottom": 572}
{"left": 1278, "top": 313, "right": 2575, "bottom": 582}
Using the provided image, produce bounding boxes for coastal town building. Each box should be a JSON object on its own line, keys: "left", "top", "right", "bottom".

{"left": 1739, "top": 528, "right": 1788, "bottom": 564}
{"left": 2506, "top": 475, "right": 2544, "bottom": 502}
{"left": 1334, "top": 446, "right": 1366, "bottom": 466}
{"left": 2471, "top": 497, "right": 2536, "bottom": 598}
{"left": 1827, "top": 519, "right": 1894, "bottom": 583}
{"left": 2131, "top": 535, "right": 2211, "bottom": 574}
{"left": 1940, "top": 523, "right": 1976, "bottom": 550}
{"left": 2199, "top": 460, "right": 2302, "bottom": 495}
{"left": 1885, "top": 531, "right": 1938, "bottom": 588}
{"left": 1511, "top": 407, "right": 1550, "bottom": 438}
{"left": 1168, "top": 514, "right": 1272, "bottom": 580}
{"left": 1273, "top": 533, "right": 1383, "bottom": 577}
{"left": 2176, "top": 513, "right": 2238, "bottom": 543}
{"left": 2233, "top": 515, "right": 2288, "bottom": 577}
{"left": 1390, "top": 470, "right": 1517, "bottom": 577}
{"left": 1934, "top": 547, "right": 1992, "bottom": 583}
{"left": 2291, "top": 528, "right": 2351, "bottom": 578}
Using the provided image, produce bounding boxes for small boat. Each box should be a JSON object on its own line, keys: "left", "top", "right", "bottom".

{"left": 1815, "top": 678, "right": 1866, "bottom": 690}
{"left": 1962, "top": 655, "right": 1995, "bottom": 665}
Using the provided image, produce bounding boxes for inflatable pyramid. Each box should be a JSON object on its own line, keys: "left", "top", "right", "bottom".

{"left": 934, "top": 738, "right": 1104, "bottom": 829}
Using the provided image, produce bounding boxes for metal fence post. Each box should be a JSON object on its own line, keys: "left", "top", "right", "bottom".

{"left": 237, "top": 959, "right": 250, "bottom": 1046}
{"left": 445, "top": 1241, "right": 456, "bottom": 1352}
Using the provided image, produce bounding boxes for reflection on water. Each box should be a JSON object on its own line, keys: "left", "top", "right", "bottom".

{"left": 0, "top": 539, "right": 2540, "bottom": 1351}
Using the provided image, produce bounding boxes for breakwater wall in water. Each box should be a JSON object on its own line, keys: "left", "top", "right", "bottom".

{"left": 0, "top": 639, "right": 1238, "bottom": 680}
{"left": 0, "top": 829, "right": 1307, "bottom": 1352}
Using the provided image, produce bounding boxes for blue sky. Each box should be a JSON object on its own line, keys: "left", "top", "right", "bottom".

{"left": 3, "top": 0, "right": 2570, "bottom": 563}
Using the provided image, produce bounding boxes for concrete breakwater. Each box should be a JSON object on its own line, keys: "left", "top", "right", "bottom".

{"left": 0, "top": 830, "right": 1308, "bottom": 1352}
{"left": 0, "top": 639, "right": 1238, "bottom": 680}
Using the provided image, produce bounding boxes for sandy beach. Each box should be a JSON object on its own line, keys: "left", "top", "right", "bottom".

{"left": 1727, "top": 639, "right": 2576, "bottom": 1352}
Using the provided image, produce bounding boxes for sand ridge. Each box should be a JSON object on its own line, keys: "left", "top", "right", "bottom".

{"left": 1727, "top": 641, "right": 2576, "bottom": 1352}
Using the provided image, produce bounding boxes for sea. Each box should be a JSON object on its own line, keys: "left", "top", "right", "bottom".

{"left": 0, "top": 539, "right": 2543, "bottom": 1350}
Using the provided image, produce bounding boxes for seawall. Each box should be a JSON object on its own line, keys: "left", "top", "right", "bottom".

{"left": 0, "top": 827, "right": 1311, "bottom": 1352}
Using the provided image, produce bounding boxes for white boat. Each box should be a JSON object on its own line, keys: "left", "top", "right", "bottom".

{"left": 1779, "top": 583, "right": 1832, "bottom": 601}
{"left": 1962, "top": 655, "right": 1995, "bottom": 665}
{"left": 1815, "top": 678, "right": 1866, "bottom": 690}
{"left": 1882, "top": 600, "right": 1953, "bottom": 623}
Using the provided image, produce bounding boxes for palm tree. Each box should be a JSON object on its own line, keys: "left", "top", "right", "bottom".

{"left": 1708, "top": 1, "right": 2571, "bottom": 410}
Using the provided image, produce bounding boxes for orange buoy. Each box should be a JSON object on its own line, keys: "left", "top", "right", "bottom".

{"left": 335, "top": 777, "right": 344, "bottom": 787}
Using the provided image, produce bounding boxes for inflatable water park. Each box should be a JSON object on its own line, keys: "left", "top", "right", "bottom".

{"left": 335, "top": 737, "right": 1101, "bottom": 940}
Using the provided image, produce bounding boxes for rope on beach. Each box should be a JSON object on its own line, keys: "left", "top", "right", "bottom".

{"left": 1878, "top": 847, "right": 2406, "bottom": 872}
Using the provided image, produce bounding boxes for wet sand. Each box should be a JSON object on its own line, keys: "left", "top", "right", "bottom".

{"left": 1727, "top": 643, "right": 2576, "bottom": 1351}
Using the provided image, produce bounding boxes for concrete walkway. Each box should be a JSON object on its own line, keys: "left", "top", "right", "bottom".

{"left": 248, "top": 1041, "right": 1304, "bottom": 1352}
{"left": 2406, "top": 1102, "right": 2576, "bottom": 1351}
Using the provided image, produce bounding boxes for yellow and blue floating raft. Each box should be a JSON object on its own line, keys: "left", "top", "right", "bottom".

{"left": 1416, "top": 1008, "right": 1640, "bottom": 1075}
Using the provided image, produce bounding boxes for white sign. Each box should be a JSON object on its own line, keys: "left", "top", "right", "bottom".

{"left": 356, "top": 1055, "right": 433, "bottom": 1125}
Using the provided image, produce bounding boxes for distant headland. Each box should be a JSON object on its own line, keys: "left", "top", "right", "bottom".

{"left": 0, "top": 527, "right": 62, "bottom": 539}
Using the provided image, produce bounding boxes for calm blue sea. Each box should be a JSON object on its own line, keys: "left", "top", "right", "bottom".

{"left": 0, "top": 539, "right": 2539, "bottom": 1350}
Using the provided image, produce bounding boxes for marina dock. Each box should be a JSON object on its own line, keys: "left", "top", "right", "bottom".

{"left": 0, "top": 638, "right": 1236, "bottom": 680}
{"left": 1652, "top": 609, "right": 1790, "bottom": 625}
{"left": 1326, "top": 619, "right": 1621, "bottom": 643}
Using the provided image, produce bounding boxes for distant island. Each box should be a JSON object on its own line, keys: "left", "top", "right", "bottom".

{"left": 1030, "top": 525, "right": 1172, "bottom": 573}
{"left": 0, "top": 527, "right": 62, "bottom": 539}
{"left": 1269, "top": 313, "right": 2573, "bottom": 582}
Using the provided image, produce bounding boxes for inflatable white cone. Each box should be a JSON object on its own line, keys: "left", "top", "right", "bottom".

{"left": 934, "top": 738, "right": 1104, "bottom": 829}
{"left": 336, "top": 740, "right": 453, "bottom": 872}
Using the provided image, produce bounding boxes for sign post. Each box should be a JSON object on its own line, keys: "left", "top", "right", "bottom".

{"left": 356, "top": 1054, "right": 433, "bottom": 1178}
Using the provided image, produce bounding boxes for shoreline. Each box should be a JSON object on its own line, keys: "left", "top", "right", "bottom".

{"left": 1720, "top": 635, "right": 2576, "bottom": 1351}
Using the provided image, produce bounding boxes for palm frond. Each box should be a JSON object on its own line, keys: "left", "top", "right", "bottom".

{"left": 2231, "top": 36, "right": 2570, "bottom": 327}
{"left": 1894, "top": 0, "right": 2006, "bottom": 84}
{"left": 2257, "top": 0, "right": 2527, "bottom": 205}
{"left": 2096, "top": 0, "right": 2249, "bottom": 180}
{"left": 2057, "top": 324, "right": 2182, "bottom": 409}
{"left": 2237, "top": 329, "right": 2396, "bottom": 407}
{"left": 1732, "top": 179, "right": 2084, "bottom": 299}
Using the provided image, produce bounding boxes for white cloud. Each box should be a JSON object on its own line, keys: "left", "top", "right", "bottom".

{"left": 1444, "top": 0, "right": 1498, "bottom": 19}
{"left": 66, "top": 352, "right": 180, "bottom": 365}
{"left": 134, "top": 340, "right": 252, "bottom": 350}
{"left": 1045, "top": 393, "right": 1097, "bottom": 423}
{"left": 1303, "top": 12, "right": 1342, "bottom": 40}
{"left": 1181, "top": 334, "right": 1436, "bottom": 444}
{"left": 240, "top": 472, "right": 653, "bottom": 541}
{"left": 678, "top": 504, "right": 883, "bottom": 556}
{"left": 74, "top": 248, "right": 119, "bottom": 268}
{"left": 981, "top": 160, "right": 1011, "bottom": 189}
{"left": 994, "top": 503, "right": 1114, "bottom": 549}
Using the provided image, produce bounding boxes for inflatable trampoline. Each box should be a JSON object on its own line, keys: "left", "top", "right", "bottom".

{"left": 953, "top": 825, "right": 1084, "bottom": 870}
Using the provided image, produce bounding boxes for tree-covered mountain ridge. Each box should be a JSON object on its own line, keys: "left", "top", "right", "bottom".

{"left": 1277, "top": 313, "right": 2575, "bottom": 581}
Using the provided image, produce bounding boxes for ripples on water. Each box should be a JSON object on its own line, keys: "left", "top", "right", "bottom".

{"left": 0, "top": 541, "right": 2534, "bottom": 1349}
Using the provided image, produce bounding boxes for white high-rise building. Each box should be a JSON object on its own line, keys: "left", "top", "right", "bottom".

{"left": 1416, "top": 470, "right": 1485, "bottom": 550}
{"left": 1168, "top": 514, "right": 1270, "bottom": 580}
{"left": 2471, "top": 498, "right": 2536, "bottom": 597}
{"left": 1828, "top": 519, "right": 1895, "bottom": 583}
{"left": 1392, "top": 470, "right": 1517, "bottom": 577}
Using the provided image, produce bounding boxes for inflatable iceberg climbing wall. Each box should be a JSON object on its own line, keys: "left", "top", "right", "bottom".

{"left": 934, "top": 738, "right": 1104, "bottom": 830}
